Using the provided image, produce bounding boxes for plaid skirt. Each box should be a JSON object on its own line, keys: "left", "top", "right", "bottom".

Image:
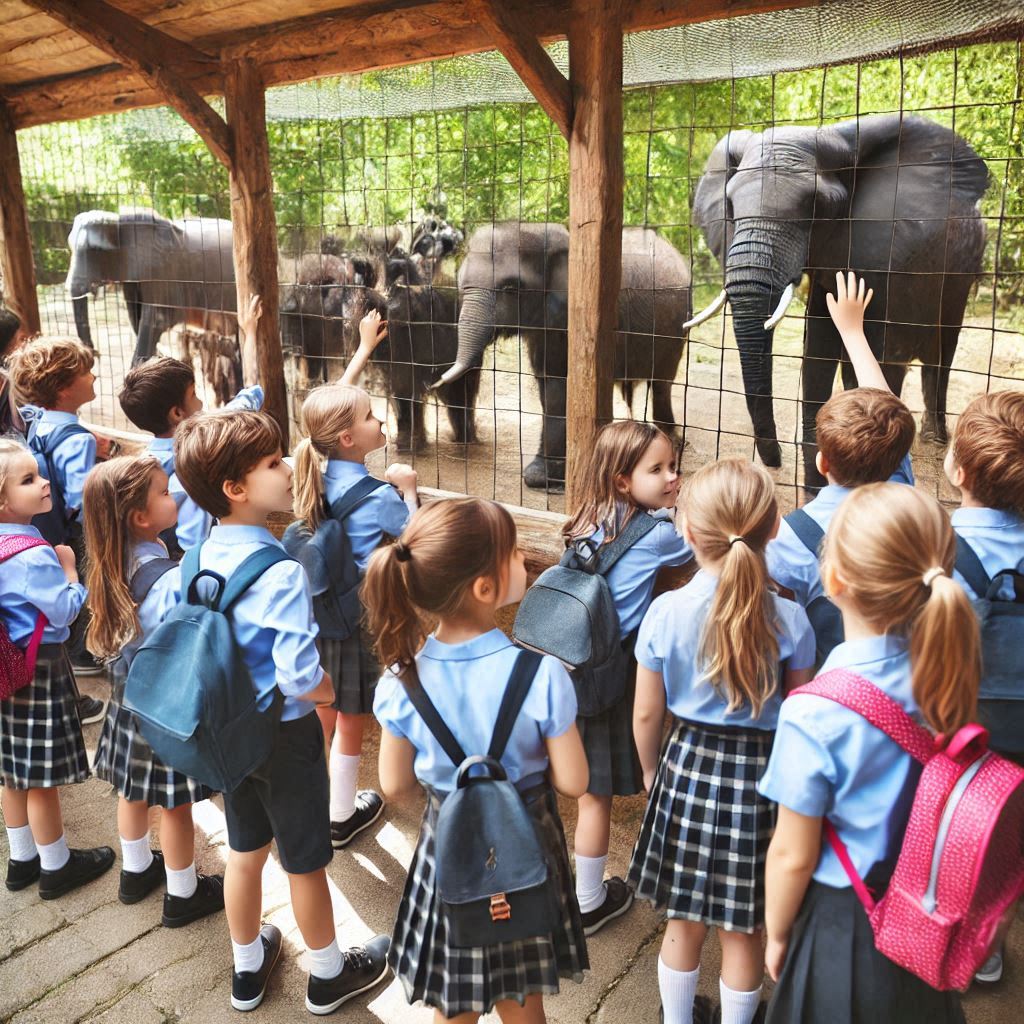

{"left": 577, "top": 662, "right": 642, "bottom": 796}
{"left": 319, "top": 629, "right": 380, "bottom": 715}
{"left": 627, "top": 718, "right": 775, "bottom": 932}
{"left": 0, "top": 645, "right": 90, "bottom": 789}
{"left": 389, "top": 784, "right": 589, "bottom": 1016}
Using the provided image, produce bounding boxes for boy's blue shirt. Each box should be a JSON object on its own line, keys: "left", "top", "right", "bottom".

{"left": 21, "top": 407, "right": 96, "bottom": 512}
{"left": 951, "top": 506, "right": 1024, "bottom": 601}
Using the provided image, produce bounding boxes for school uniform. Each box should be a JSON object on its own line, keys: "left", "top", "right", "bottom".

{"left": 22, "top": 408, "right": 96, "bottom": 517}
{"left": 758, "top": 635, "right": 964, "bottom": 1024}
{"left": 577, "top": 508, "right": 692, "bottom": 796}
{"left": 628, "top": 570, "right": 815, "bottom": 932}
{"left": 93, "top": 541, "right": 212, "bottom": 808}
{"left": 767, "top": 453, "right": 913, "bottom": 606}
{"left": 321, "top": 458, "right": 411, "bottom": 714}
{"left": 951, "top": 506, "right": 1024, "bottom": 599}
{"left": 198, "top": 524, "right": 331, "bottom": 874}
{"left": 0, "top": 523, "right": 89, "bottom": 789}
{"left": 374, "top": 629, "right": 588, "bottom": 1017}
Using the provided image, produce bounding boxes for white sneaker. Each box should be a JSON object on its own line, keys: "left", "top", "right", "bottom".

{"left": 975, "top": 949, "right": 1003, "bottom": 984}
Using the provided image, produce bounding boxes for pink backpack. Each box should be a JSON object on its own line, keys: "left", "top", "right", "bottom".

{"left": 0, "top": 534, "right": 49, "bottom": 701}
{"left": 791, "top": 669, "right": 1024, "bottom": 991}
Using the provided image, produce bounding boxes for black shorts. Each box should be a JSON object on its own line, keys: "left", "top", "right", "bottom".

{"left": 223, "top": 712, "right": 332, "bottom": 875}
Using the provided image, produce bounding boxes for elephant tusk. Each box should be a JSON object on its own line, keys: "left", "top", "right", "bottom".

{"left": 429, "top": 361, "right": 470, "bottom": 390}
{"left": 682, "top": 290, "right": 727, "bottom": 331}
{"left": 763, "top": 283, "right": 795, "bottom": 331}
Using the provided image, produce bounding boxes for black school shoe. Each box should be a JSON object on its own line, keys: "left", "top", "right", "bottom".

{"left": 305, "top": 934, "right": 391, "bottom": 1015}
{"left": 39, "top": 846, "right": 116, "bottom": 900}
{"left": 76, "top": 695, "right": 106, "bottom": 724}
{"left": 71, "top": 653, "right": 105, "bottom": 678}
{"left": 231, "top": 923, "right": 283, "bottom": 1012}
{"left": 580, "top": 876, "right": 634, "bottom": 936}
{"left": 330, "top": 791, "right": 385, "bottom": 849}
{"left": 118, "top": 849, "right": 165, "bottom": 904}
{"left": 162, "top": 873, "right": 225, "bottom": 928}
{"left": 5, "top": 855, "right": 41, "bottom": 891}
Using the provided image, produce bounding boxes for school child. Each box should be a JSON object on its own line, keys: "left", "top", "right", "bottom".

{"left": 630, "top": 458, "right": 815, "bottom": 1024}
{"left": 174, "top": 409, "right": 389, "bottom": 1013}
{"left": 560, "top": 420, "right": 692, "bottom": 935}
{"left": 759, "top": 483, "right": 978, "bottom": 1024}
{"left": 0, "top": 306, "right": 27, "bottom": 358}
{"left": 766, "top": 272, "right": 916, "bottom": 608}
{"left": 365, "top": 497, "right": 590, "bottom": 1023}
{"left": 0, "top": 439, "right": 115, "bottom": 897}
{"left": 291, "top": 307, "right": 419, "bottom": 849}
{"left": 83, "top": 456, "right": 225, "bottom": 925}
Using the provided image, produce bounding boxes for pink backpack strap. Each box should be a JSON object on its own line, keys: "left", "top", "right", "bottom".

{"left": 0, "top": 535, "right": 51, "bottom": 674}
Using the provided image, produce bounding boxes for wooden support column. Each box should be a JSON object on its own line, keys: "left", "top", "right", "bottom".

{"left": 565, "top": 0, "right": 623, "bottom": 505}
{"left": 224, "top": 59, "right": 288, "bottom": 443}
{"left": 0, "top": 101, "right": 40, "bottom": 337}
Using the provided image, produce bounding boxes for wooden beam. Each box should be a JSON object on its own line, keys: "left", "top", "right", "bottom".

{"left": 0, "top": 101, "right": 41, "bottom": 337}
{"left": 22, "top": 0, "right": 232, "bottom": 167}
{"left": 467, "top": 0, "right": 572, "bottom": 138}
{"left": 223, "top": 59, "right": 288, "bottom": 444}
{"left": 565, "top": 0, "right": 623, "bottom": 506}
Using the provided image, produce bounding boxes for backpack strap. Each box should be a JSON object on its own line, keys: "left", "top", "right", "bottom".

{"left": 785, "top": 508, "right": 825, "bottom": 557}
{"left": 29, "top": 421, "right": 90, "bottom": 457}
{"left": 128, "top": 558, "right": 177, "bottom": 605}
{"left": 953, "top": 534, "right": 991, "bottom": 598}
{"left": 487, "top": 650, "right": 544, "bottom": 760}
{"left": 592, "top": 511, "right": 660, "bottom": 575}
{"left": 402, "top": 665, "right": 469, "bottom": 768}
{"left": 219, "top": 547, "right": 293, "bottom": 613}
{"left": 0, "top": 534, "right": 52, "bottom": 675}
{"left": 328, "top": 476, "right": 389, "bottom": 522}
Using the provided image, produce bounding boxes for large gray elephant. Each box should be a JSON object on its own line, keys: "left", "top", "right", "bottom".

{"left": 434, "top": 222, "right": 692, "bottom": 490}
{"left": 66, "top": 209, "right": 236, "bottom": 365}
{"left": 690, "top": 114, "right": 988, "bottom": 487}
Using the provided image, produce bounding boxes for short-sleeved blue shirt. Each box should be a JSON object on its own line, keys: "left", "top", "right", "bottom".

{"left": 758, "top": 634, "right": 923, "bottom": 887}
{"left": 951, "top": 506, "right": 1024, "bottom": 600}
{"left": 26, "top": 409, "right": 96, "bottom": 513}
{"left": 373, "top": 628, "right": 578, "bottom": 792}
{"left": 636, "top": 569, "right": 815, "bottom": 730}
{"left": 121, "top": 540, "right": 182, "bottom": 669}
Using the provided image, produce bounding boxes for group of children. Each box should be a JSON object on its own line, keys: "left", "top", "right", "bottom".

{"left": 0, "top": 270, "right": 1021, "bottom": 1023}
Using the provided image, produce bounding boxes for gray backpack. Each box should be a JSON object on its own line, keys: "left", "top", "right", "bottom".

{"left": 513, "top": 512, "right": 658, "bottom": 717}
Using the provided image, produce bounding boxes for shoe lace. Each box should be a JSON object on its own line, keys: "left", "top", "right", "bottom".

{"left": 342, "top": 946, "right": 373, "bottom": 971}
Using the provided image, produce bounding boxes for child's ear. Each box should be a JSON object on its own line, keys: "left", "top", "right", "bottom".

{"left": 679, "top": 514, "right": 696, "bottom": 548}
{"left": 222, "top": 477, "right": 246, "bottom": 507}
{"left": 470, "top": 573, "right": 496, "bottom": 604}
{"left": 128, "top": 507, "right": 148, "bottom": 533}
{"left": 166, "top": 405, "right": 186, "bottom": 429}
{"left": 822, "top": 561, "right": 846, "bottom": 600}
{"left": 815, "top": 450, "right": 829, "bottom": 478}
{"left": 768, "top": 512, "right": 781, "bottom": 542}
{"left": 613, "top": 472, "right": 631, "bottom": 497}
{"left": 337, "top": 429, "right": 355, "bottom": 450}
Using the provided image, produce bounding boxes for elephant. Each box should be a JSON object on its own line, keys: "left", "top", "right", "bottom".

{"left": 690, "top": 114, "right": 988, "bottom": 488}
{"left": 65, "top": 209, "right": 237, "bottom": 366}
{"left": 433, "top": 222, "right": 692, "bottom": 490}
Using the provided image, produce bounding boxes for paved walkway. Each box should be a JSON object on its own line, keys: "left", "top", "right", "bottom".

{"left": 2, "top": 675, "right": 1021, "bottom": 1023}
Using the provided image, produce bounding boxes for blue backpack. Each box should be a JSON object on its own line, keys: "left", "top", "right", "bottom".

{"left": 123, "top": 544, "right": 293, "bottom": 792}
{"left": 784, "top": 508, "right": 844, "bottom": 668}
{"left": 281, "top": 475, "right": 387, "bottom": 640}
{"left": 954, "top": 536, "right": 1024, "bottom": 756}
{"left": 27, "top": 421, "right": 90, "bottom": 545}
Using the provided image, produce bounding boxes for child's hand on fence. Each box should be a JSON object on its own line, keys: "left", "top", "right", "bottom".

{"left": 358, "top": 309, "right": 388, "bottom": 352}
{"left": 54, "top": 544, "right": 78, "bottom": 582}
{"left": 92, "top": 433, "right": 114, "bottom": 461}
{"left": 386, "top": 462, "right": 418, "bottom": 500}
{"left": 237, "top": 294, "right": 263, "bottom": 338}
{"left": 826, "top": 270, "right": 873, "bottom": 339}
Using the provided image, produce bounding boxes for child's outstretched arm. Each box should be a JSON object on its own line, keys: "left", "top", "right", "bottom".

{"left": 339, "top": 309, "right": 388, "bottom": 387}
{"left": 826, "top": 271, "right": 890, "bottom": 393}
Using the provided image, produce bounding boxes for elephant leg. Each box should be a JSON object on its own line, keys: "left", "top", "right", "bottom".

{"left": 920, "top": 325, "right": 959, "bottom": 444}
{"left": 123, "top": 282, "right": 143, "bottom": 338}
{"left": 801, "top": 308, "right": 841, "bottom": 492}
{"left": 880, "top": 362, "right": 909, "bottom": 402}
{"left": 131, "top": 305, "right": 162, "bottom": 366}
{"left": 393, "top": 396, "right": 425, "bottom": 451}
{"left": 444, "top": 369, "right": 480, "bottom": 444}
{"left": 650, "top": 379, "right": 679, "bottom": 441}
{"left": 524, "top": 374, "right": 567, "bottom": 491}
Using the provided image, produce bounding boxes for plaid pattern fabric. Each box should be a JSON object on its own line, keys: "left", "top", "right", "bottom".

{"left": 94, "top": 698, "right": 213, "bottom": 808}
{"left": 319, "top": 629, "right": 380, "bottom": 715}
{"left": 389, "top": 785, "right": 588, "bottom": 1017}
{"left": 627, "top": 719, "right": 776, "bottom": 932}
{"left": 577, "top": 668, "right": 643, "bottom": 796}
{"left": 0, "top": 646, "right": 89, "bottom": 789}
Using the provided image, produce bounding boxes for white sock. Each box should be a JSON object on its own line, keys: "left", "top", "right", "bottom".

{"left": 232, "top": 934, "right": 265, "bottom": 975}
{"left": 7, "top": 823, "right": 37, "bottom": 862}
{"left": 307, "top": 938, "right": 344, "bottom": 980}
{"left": 37, "top": 834, "right": 71, "bottom": 872}
{"left": 719, "top": 978, "right": 762, "bottom": 1024}
{"left": 120, "top": 835, "right": 154, "bottom": 874}
{"left": 329, "top": 752, "right": 361, "bottom": 823}
{"left": 165, "top": 862, "right": 198, "bottom": 899}
{"left": 659, "top": 957, "right": 700, "bottom": 1024}
{"left": 575, "top": 852, "right": 608, "bottom": 913}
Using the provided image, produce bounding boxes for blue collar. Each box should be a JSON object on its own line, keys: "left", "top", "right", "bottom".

{"left": 39, "top": 410, "right": 80, "bottom": 425}
{"left": 147, "top": 436, "right": 174, "bottom": 451}
{"left": 0, "top": 522, "right": 43, "bottom": 539}
{"left": 421, "top": 628, "right": 514, "bottom": 662}
{"left": 951, "top": 506, "right": 1023, "bottom": 530}
{"left": 821, "top": 633, "right": 908, "bottom": 673}
{"left": 806, "top": 483, "right": 851, "bottom": 513}
{"left": 207, "top": 524, "right": 281, "bottom": 548}
{"left": 325, "top": 459, "right": 368, "bottom": 481}
{"left": 133, "top": 539, "right": 168, "bottom": 561}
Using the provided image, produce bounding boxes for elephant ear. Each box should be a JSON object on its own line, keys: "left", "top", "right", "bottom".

{"left": 692, "top": 129, "right": 756, "bottom": 260}
{"left": 68, "top": 211, "right": 122, "bottom": 251}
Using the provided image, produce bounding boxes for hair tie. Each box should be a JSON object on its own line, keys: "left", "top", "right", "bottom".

{"left": 922, "top": 566, "right": 946, "bottom": 589}
{"left": 394, "top": 541, "right": 412, "bottom": 563}
{"left": 728, "top": 534, "right": 746, "bottom": 547}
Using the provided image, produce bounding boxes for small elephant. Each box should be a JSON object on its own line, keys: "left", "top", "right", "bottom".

{"left": 690, "top": 114, "right": 988, "bottom": 487}
{"left": 433, "top": 222, "right": 692, "bottom": 490}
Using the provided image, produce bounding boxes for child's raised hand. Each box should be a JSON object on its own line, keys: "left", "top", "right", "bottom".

{"left": 385, "top": 461, "right": 418, "bottom": 498}
{"left": 238, "top": 294, "right": 263, "bottom": 336}
{"left": 358, "top": 309, "right": 388, "bottom": 352}
{"left": 826, "top": 271, "right": 873, "bottom": 338}
{"left": 54, "top": 544, "right": 77, "bottom": 580}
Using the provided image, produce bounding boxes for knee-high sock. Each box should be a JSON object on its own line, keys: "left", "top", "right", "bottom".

{"left": 719, "top": 978, "right": 761, "bottom": 1024}
{"left": 574, "top": 852, "right": 607, "bottom": 913}
{"left": 659, "top": 957, "right": 699, "bottom": 1024}
{"left": 329, "top": 752, "right": 360, "bottom": 823}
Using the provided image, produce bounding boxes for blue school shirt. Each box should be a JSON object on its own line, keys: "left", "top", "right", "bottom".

{"left": 324, "top": 459, "right": 411, "bottom": 573}
{"left": 373, "top": 628, "right": 578, "bottom": 793}
{"left": 951, "top": 506, "right": 1024, "bottom": 600}
{"left": 197, "top": 524, "right": 323, "bottom": 721}
{"left": 25, "top": 409, "right": 96, "bottom": 513}
{"left": 636, "top": 569, "right": 815, "bottom": 730}
{"left": 586, "top": 509, "right": 693, "bottom": 638}
{"left": 766, "top": 454, "right": 914, "bottom": 606}
{"left": 758, "top": 634, "right": 922, "bottom": 888}
{"left": 120, "top": 540, "right": 182, "bottom": 669}
{"left": 0, "top": 522, "right": 86, "bottom": 644}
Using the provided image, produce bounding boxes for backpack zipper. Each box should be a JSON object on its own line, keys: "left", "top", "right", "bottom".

{"left": 921, "top": 753, "right": 990, "bottom": 914}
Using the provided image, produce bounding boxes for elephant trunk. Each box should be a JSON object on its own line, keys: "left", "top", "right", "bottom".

{"left": 724, "top": 219, "right": 807, "bottom": 468}
{"left": 431, "top": 286, "right": 496, "bottom": 389}
{"left": 71, "top": 294, "right": 93, "bottom": 349}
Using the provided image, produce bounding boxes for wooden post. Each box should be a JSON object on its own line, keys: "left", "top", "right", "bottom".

{"left": 0, "top": 101, "right": 41, "bottom": 337}
{"left": 565, "top": 0, "right": 623, "bottom": 505}
{"left": 224, "top": 59, "right": 288, "bottom": 443}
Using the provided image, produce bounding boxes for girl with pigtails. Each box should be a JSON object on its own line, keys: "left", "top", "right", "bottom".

{"left": 630, "top": 458, "right": 816, "bottom": 1024}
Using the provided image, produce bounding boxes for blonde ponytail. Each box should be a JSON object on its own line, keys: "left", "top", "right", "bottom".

{"left": 292, "top": 436, "right": 327, "bottom": 531}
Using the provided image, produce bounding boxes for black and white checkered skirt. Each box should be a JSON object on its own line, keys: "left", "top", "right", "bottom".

{"left": 318, "top": 629, "right": 380, "bottom": 715}
{"left": 0, "top": 645, "right": 90, "bottom": 789}
{"left": 576, "top": 662, "right": 643, "bottom": 796}
{"left": 627, "top": 718, "right": 776, "bottom": 933}
{"left": 389, "top": 784, "right": 589, "bottom": 1017}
